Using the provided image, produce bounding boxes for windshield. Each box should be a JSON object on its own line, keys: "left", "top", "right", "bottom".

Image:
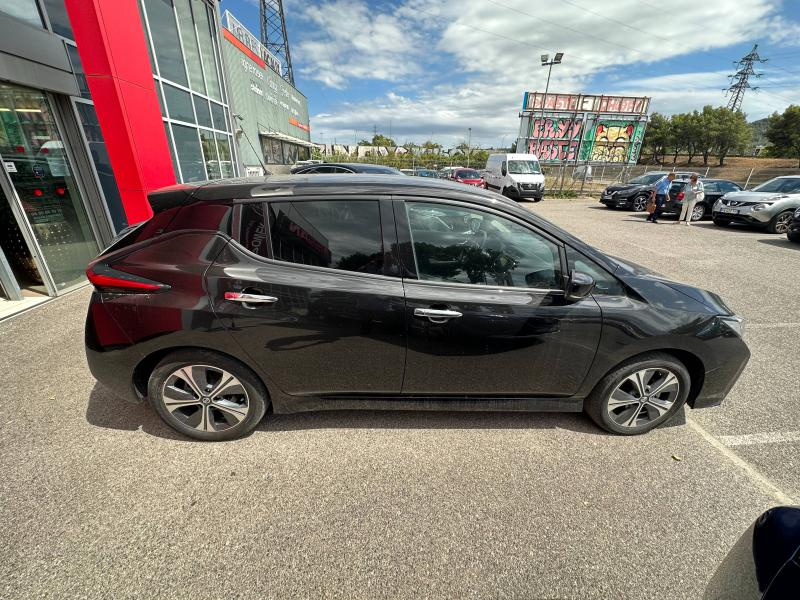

{"left": 628, "top": 174, "right": 664, "bottom": 185}
{"left": 508, "top": 160, "right": 541, "bottom": 174}
{"left": 752, "top": 177, "right": 800, "bottom": 193}
{"left": 456, "top": 169, "right": 481, "bottom": 179}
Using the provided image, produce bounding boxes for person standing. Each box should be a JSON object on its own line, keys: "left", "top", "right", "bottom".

{"left": 677, "top": 174, "right": 704, "bottom": 226}
{"left": 646, "top": 172, "right": 675, "bottom": 223}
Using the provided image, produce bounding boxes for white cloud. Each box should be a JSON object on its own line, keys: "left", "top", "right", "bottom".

{"left": 299, "top": 0, "right": 800, "bottom": 145}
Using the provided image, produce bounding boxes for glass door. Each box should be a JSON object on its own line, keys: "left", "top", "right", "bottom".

{"left": 0, "top": 83, "right": 98, "bottom": 292}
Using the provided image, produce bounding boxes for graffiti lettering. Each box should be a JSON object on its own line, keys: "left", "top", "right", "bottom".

{"left": 528, "top": 140, "right": 579, "bottom": 161}
{"left": 530, "top": 118, "right": 583, "bottom": 141}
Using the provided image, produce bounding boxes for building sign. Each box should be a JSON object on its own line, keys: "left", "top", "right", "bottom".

{"left": 522, "top": 92, "right": 649, "bottom": 115}
{"left": 221, "top": 11, "right": 310, "bottom": 167}
{"left": 518, "top": 91, "right": 650, "bottom": 164}
{"left": 223, "top": 11, "right": 282, "bottom": 76}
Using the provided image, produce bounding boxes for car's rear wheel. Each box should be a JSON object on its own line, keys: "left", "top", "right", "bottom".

{"left": 632, "top": 195, "right": 649, "bottom": 212}
{"left": 148, "top": 350, "right": 268, "bottom": 441}
{"left": 768, "top": 210, "right": 794, "bottom": 234}
{"left": 691, "top": 203, "right": 706, "bottom": 221}
{"left": 585, "top": 353, "right": 690, "bottom": 435}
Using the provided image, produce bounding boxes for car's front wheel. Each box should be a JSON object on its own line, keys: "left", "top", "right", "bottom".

{"left": 788, "top": 230, "right": 800, "bottom": 243}
{"left": 713, "top": 216, "right": 729, "bottom": 227}
{"left": 585, "top": 353, "right": 690, "bottom": 435}
{"left": 632, "top": 195, "right": 649, "bottom": 212}
{"left": 768, "top": 210, "right": 794, "bottom": 234}
{"left": 148, "top": 350, "right": 268, "bottom": 441}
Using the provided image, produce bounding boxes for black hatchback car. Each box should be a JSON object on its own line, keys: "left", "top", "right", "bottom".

{"left": 85, "top": 175, "right": 750, "bottom": 441}
{"left": 662, "top": 178, "right": 743, "bottom": 221}
{"left": 600, "top": 171, "right": 699, "bottom": 212}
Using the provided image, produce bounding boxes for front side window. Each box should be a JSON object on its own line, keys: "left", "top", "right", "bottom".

{"left": 268, "top": 200, "right": 384, "bottom": 274}
{"left": 406, "top": 202, "right": 562, "bottom": 289}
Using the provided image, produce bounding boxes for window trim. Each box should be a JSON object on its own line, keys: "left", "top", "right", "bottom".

{"left": 394, "top": 196, "right": 568, "bottom": 293}
{"left": 231, "top": 196, "right": 399, "bottom": 280}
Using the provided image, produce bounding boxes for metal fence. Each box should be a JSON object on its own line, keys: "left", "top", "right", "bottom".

{"left": 543, "top": 163, "right": 800, "bottom": 196}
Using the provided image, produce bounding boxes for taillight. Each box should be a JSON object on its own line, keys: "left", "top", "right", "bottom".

{"left": 55, "top": 187, "right": 66, "bottom": 196}
{"left": 86, "top": 263, "right": 169, "bottom": 293}
{"left": 677, "top": 192, "right": 685, "bottom": 200}
{"left": 33, "top": 189, "right": 43, "bottom": 197}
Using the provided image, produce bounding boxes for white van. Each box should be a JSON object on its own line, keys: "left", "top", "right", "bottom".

{"left": 484, "top": 153, "right": 545, "bottom": 201}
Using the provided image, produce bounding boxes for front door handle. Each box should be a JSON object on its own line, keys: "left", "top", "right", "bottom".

{"left": 224, "top": 292, "right": 278, "bottom": 304}
{"left": 414, "top": 308, "right": 462, "bottom": 322}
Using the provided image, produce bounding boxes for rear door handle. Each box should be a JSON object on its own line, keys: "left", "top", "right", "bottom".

{"left": 414, "top": 308, "right": 462, "bottom": 321}
{"left": 224, "top": 292, "right": 278, "bottom": 304}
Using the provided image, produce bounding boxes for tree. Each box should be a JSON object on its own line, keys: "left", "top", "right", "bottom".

{"left": 766, "top": 105, "right": 800, "bottom": 168}
{"left": 697, "top": 106, "right": 717, "bottom": 166}
{"left": 357, "top": 134, "right": 396, "bottom": 147}
{"left": 642, "top": 113, "right": 672, "bottom": 163}
{"left": 712, "top": 107, "right": 751, "bottom": 166}
{"left": 670, "top": 113, "right": 692, "bottom": 163}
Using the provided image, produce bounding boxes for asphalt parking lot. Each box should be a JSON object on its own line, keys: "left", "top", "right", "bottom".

{"left": 1, "top": 197, "right": 798, "bottom": 599}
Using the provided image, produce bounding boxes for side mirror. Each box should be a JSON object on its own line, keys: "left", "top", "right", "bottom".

{"left": 566, "top": 271, "right": 595, "bottom": 302}
{"left": 501, "top": 164, "right": 507, "bottom": 176}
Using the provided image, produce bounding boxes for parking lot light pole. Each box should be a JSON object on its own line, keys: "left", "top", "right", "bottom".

{"left": 535, "top": 52, "right": 563, "bottom": 161}
{"left": 467, "top": 127, "right": 472, "bottom": 167}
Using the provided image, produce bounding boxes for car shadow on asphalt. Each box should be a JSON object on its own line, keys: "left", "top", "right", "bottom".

{"left": 759, "top": 238, "right": 800, "bottom": 251}
{"left": 86, "top": 382, "right": 686, "bottom": 440}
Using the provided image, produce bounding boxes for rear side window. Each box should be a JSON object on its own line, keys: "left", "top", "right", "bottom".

{"left": 268, "top": 200, "right": 384, "bottom": 274}
{"left": 238, "top": 202, "right": 270, "bottom": 258}
{"left": 703, "top": 181, "right": 720, "bottom": 194}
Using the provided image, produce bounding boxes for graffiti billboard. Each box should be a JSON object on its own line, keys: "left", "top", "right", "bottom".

{"left": 518, "top": 92, "right": 650, "bottom": 164}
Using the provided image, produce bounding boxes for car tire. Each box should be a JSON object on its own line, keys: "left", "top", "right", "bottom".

{"left": 767, "top": 210, "right": 794, "bottom": 234}
{"left": 584, "top": 352, "right": 691, "bottom": 436}
{"left": 632, "top": 195, "right": 649, "bottom": 212}
{"left": 502, "top": 187, "right": 519, "bottom": 201}
{"left": 788, "top": 230, "right": 800, "bottom": 243}
{"left": 691, "top": 203, "right": 706, "bottom": 221}
{"left": 713, "top": 217, "right": 729, "bottom": 227}
{"left": 148, "top": 349, "right": 268, "bottom": 441}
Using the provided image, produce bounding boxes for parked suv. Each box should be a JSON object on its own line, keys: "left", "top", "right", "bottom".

{"left": 662, "top": 178, "right": 742, "bottom": 221}
{"left": 600, "top": 171, "right": 699, "bottom": 212}
{"left": 85, "top": 175, "right": 749, "bottom": 441}
{"left": 712, "top": 176, "right": 800, "bottom": 233}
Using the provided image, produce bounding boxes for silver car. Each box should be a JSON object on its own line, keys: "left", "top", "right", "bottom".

{"left": 712, "top": 176, "right": 800, "bottom": 234}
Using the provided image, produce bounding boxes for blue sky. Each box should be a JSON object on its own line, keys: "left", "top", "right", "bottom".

{"left": 225, "top": 0, "right": 800, "bottom": 147}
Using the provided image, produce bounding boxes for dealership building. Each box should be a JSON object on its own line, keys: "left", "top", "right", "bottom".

{"left": 0, "top": 0, "right": 309, "bottom": 316}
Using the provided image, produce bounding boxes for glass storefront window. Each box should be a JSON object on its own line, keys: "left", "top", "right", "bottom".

{"left": 66, "top": 45, "right": 91, "bottom": 100}
{"left": 142, "top": 0, "right": 188, "bottom": 86}
{"left": 42, "top": 0, "right": 73, "bottom": 39}
{"left": 163, "top": 122, "right": 180, "bottom": 178}
{"left": 174, "top": 0, "right": 205, "bottom": 94}
{"left": 0, "top": 0, "right": 43, "bottom": 29}
{"left": 209, "top": 102, "right": 225, "bottom": 132}
{"left": 283, "top": 142, "right": 299, "bottom": 165}
{"left": 163, "top": 84, "right": 194, "bottom": 124}
{"left": 216, "top": 133, "right": 233, "bottom": 178}
{"left": 171, "top": 123, "right": 205, "bottom": 182}
{"left": 0, "top": 84, "right": 97, "bottom": 290}
{"left": 199, "top": 130, "right": 220, "bottom": 180}
{"left": 193, "top": 95, "right": 212, "bottom": 128}
{"left": 193, "top": 0, "right": 221, "bottom": 101}
{"left": 74, "top": 103, "right": 127, "bottom": 232}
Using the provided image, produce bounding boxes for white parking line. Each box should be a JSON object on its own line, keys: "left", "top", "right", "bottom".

{"left": 718, "top": 430, "right": 800, "bottom": 447}
{"left": 686, "top": 417, "right": 796, "bottom": 504}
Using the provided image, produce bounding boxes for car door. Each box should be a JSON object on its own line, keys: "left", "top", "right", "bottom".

{"left": 395, "top": 198, "right": 602, "bottom": 397}
{"left": 207, "top": 197, "right": 406, "bottom": 396}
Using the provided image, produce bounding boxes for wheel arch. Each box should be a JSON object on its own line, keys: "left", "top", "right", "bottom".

{"left": 132, "top": 345, "right": 274, "bottom": 409}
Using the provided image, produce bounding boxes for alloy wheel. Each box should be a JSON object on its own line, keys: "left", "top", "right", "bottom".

{"left": 691, "top": 204, "right": 705, "bottom": 221}
{"left": 161, "top": 365, "right": 250, "bottom": 433}
{"left": 633, "top": 196, "right": 648, "bottom": 212}
{"left": 775, "top": 212, "right": 792, "bottom": 234}
{"left": 606, "top": 368, "right": 681, "bottom": 429}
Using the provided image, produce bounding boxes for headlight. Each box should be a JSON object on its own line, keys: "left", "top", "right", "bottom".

{"left": 752, "top": 203, "right": 769, "bottom": 211}
{"left": 719, "top": 315, "right": 744, "bottom": 337}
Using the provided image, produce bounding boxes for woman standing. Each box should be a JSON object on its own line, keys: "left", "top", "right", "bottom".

{"left": 678, "top": 174, "right": 704, "bottom": 225}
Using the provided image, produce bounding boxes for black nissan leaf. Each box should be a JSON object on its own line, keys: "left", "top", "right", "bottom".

{"left": 85, "top": 175, "right": 750, "bottom": 441}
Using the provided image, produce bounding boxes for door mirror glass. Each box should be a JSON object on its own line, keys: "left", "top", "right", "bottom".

{"left": 567, "top": 271, "right": 595, "bottom": 301}
{"left": 501, "top": 161, "right": 507, "bottom": 176}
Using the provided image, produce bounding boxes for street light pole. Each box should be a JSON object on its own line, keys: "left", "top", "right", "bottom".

{"left": 467, "top": 127, "right": 472, "bottom": 167}
{"left": 534, "top": 52, "right": 563, "bottom": 160}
